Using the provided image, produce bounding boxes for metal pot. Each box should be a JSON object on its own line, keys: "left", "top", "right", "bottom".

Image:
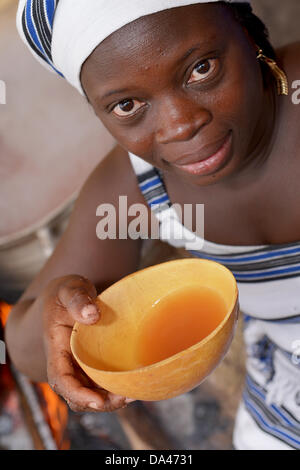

{"left": 0, "top": 196, "right": 75, "bottom": 303}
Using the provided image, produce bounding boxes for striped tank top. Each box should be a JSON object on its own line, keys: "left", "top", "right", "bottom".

{"left": 129, "top": 152, "right": 300, "bottom": 451}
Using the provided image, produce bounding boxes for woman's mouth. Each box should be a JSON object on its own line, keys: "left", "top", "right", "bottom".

{"left": 173, "top": 131, "right": 233, "bottom": 176}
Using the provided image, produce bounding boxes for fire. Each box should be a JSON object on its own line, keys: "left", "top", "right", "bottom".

{"left": 0, "top": 301, "right": 70, "bottom": 450}
{"left": 0, "top": 301, "right": 11, "bottom": 328}
{"left": 37, "top": 382, "right": 70, "bottom": 450}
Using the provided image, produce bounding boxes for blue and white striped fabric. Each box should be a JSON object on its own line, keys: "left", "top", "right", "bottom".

{"left": 189, "top": 243, "right": 300, "bottom": 283}
{"left": 242, "top": 374, "right": 300, "bottom": 449}
{"left": 18, "top": 0, "right": 63, "bottom": 77}
{"left": 129, "top": 151, "right": 300, "bottom": 450}
{"left": 138, "top": 169, "right": 171, "bottom": 210}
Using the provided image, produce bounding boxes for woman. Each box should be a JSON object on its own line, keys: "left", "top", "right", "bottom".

{"left": 6, "top": 0, "right": 300, "bottom": 449}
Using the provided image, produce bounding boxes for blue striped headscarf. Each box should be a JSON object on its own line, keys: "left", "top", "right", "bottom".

{"left": 18, "top": 0, "right": 63, "bottom": 77}
{"left": 17, "top": 0, "right": 251, "bottom": 95}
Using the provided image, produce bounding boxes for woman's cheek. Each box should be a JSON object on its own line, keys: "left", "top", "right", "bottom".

{"left": 102, "top": 118, "right": 154, "bottom": 159}
{"left": 214, "top": 62, "right": 262, "bottom": 135}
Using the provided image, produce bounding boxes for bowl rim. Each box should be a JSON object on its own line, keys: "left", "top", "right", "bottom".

{"left": 70, "top": 258, "right": 239, "bottom": 375}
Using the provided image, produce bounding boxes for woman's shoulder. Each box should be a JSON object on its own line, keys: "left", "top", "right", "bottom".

{"left": 77, "top": 145, "right": 147, "bottom": 211}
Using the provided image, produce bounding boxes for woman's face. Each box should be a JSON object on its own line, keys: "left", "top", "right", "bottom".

{"left": 81, "top": 3, "right": 266, "bottom": 186}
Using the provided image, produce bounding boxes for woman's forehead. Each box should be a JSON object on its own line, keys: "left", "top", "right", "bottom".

{"left": 83, "top": 3, "right": 234, "bottom": 77}
{"left": 18, "top": 0, "right": 251, "bottom": 94}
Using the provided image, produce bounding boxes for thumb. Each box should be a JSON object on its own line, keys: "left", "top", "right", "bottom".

{"left": 57, "top": 276, "right": 100, "bottom": 325}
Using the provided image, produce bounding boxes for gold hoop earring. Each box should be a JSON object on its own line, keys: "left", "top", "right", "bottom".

{"left": 256, "top": 47, "right": 289, "bottom": 96}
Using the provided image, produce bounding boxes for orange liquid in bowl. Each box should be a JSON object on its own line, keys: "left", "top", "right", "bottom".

{"left": 137, "top": 285, "right": 227, "bottom": 367}
{"left": 71, "top": 259, "right": 239, "bottom": 401}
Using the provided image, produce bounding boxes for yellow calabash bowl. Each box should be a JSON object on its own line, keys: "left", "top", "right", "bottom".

{"left": 70, "top": 258, "right": 239, "bottom": 401}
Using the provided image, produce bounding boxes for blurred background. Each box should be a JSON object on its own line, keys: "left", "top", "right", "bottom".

{"left": 0, "top": 0, "right": 299, "bottom": 451}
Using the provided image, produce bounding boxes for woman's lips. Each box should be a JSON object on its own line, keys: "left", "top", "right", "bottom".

{"left": 173, "top": 131, "right": 233, "bottom": 176}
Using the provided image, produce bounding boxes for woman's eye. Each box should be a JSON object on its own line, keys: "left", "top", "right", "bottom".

{"left": 112, "top": 99, "right": 146, "bottom": 117}
{"left": 187, "top": 58, "right": 218, "bottom": 84}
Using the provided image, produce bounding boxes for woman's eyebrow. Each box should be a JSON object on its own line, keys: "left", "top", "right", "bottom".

{"left": 179, "top": 39, "right": 217, "bottom": 63}
{"left": 100, "top": 87, "right": 132, "bottom": 101}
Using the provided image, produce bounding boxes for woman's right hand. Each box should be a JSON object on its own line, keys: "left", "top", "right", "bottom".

{"left": 41, "top": 275, "right": 134, "bottom": 412}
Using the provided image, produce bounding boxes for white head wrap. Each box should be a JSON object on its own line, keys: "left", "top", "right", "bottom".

{"left": 17, "top": 0, "right": 251, "bottom": 96}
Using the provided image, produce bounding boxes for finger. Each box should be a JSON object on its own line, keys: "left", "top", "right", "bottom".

{"left": 124, "top": 398, "right": 136, "bottom": 405}
{"left": 107, "top": 392, "right": 128, "bottom": 410}
{"left": 45, "top": 317, "right": 104, "bottom": 408}
{"left": 57, "top": 278, "right": 100, "bottom": 324}
{"left": 47, "top": 345, "right": 110, "bottom": 412}
{"left": 49, "top": 357, "right": 134, "bottom": 412}
{"left": 46, "top": 323, "right": 130, "bottom": 412}
{"left": 93, "top": 381, "right": 136, "bottom": 406}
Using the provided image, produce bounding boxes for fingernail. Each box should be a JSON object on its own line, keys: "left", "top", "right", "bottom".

{"left": 82, "top": 304, "right": 98, "bottom": 319}
{"left": 88, "top": 402, "right": 100, "bottom": 410}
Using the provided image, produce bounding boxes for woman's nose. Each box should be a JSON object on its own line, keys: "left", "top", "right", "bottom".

{"left": 155, "top": 95, "right": 211, "bottom": 144}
